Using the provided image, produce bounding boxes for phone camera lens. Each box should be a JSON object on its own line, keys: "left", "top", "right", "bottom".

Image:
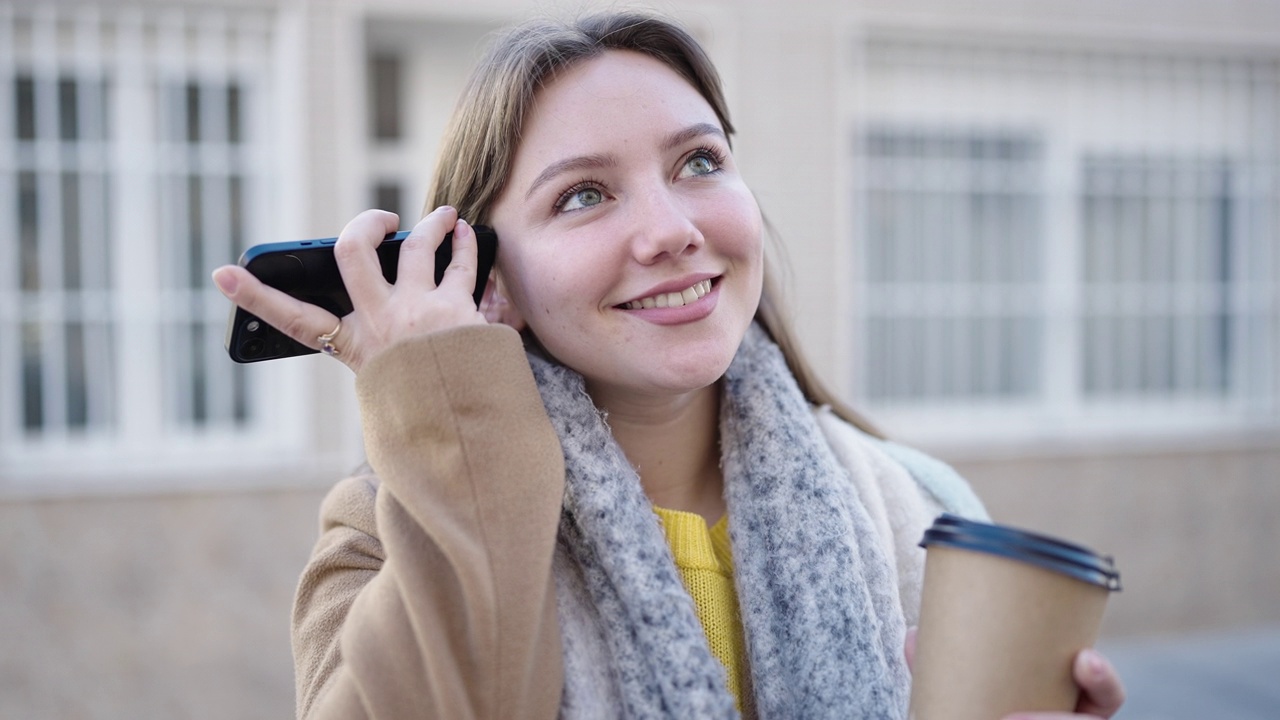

{"left": 246, "top": 320, "right": 261, "bottom": 333}
{"left": 240, "top": 338, "right": 266, "bottom": 359}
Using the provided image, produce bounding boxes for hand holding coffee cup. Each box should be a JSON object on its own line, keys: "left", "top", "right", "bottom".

{"left": 908, "top": 515, "right": 1123, "bottom": 720}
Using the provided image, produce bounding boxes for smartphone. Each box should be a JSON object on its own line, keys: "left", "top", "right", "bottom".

{"left": 224, "top": 225, "right": 498, "bottom": 363}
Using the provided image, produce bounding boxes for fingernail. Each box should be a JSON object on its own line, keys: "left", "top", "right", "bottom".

{"left": 434, "top": 205, "right": 454, "bottom": 214}
{"left": 456, "top": 219, "right": 471, "bottom": 236}
{"left": 1085, "top": 649, "right": 1107, "bottom": 678}
{"left": 212, "top": 267, "right": 237, "bottom": 295}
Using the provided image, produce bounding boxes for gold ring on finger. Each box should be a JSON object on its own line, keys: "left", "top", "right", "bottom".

{"left": 317, "top": 320, "right": 342, "bottom": 357}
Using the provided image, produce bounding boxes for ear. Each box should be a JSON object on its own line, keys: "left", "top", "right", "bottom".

{"left": 479, "top": 271, "right": 526, "bottom": 331}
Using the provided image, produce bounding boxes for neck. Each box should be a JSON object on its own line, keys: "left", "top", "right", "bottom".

{"left": 586, "top": 381, "right": 725, "bottom": 524}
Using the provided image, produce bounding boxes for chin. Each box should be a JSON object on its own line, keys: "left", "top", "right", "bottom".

{"left": 651, "top": 349, "right": 739, "bottom": 392}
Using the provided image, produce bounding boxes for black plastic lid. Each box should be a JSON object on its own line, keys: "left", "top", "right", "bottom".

{"left": 921, "top": 514, "right": 1122, "bottom": 591}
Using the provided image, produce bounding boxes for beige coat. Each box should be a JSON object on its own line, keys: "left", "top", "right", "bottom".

{"left": 292, "top": 325, "right": 565, "bottom": 719}
{"left": 291, "top": 324, "right": 969, "bottom": 719}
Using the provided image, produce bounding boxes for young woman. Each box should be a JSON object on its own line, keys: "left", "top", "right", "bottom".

{"left": 213, "top": 11, "right": 1125, "bottom": 720}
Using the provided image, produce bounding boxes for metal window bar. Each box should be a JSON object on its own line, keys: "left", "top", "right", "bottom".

{"left": 3, "top": 7, "right": 117, "bottom": 442}
{"left": 32, "top": 9, "right": 68, "bottom": 436}
{"left": 0, "top": 5, "right": 15, "bottom": 449}
{"left": 154, "top": 8, "right": 256, "bottom": 430}
{"left": 71, "top": 9, "right": 114, "bottom": 434}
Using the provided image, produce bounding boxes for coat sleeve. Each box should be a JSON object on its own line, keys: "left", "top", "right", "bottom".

{"left": 290, "top": 324, "right": 566, "bottom": 720}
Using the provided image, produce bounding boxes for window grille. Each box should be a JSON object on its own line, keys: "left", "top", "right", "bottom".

{"left": 1, "top": 5, "right": 293, "bottom": 482}
{"left": 1081, "top": 156, "right": 1233, "bottom": 399}
{"left": 5, "top": 9, "right": 117, "bottom": 443}
{"left": 155, "top": 76, "right": 251, "bottom": 428}
{"left": 854, "top": 34, "right": 1279, "bottom": 437}
{"left": 861, "top": 129, "right": 1044, "bottom": 402}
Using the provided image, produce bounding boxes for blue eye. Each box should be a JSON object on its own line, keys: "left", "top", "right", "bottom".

{"left": 555, "top": 183, "right": 606, "bottom": 212}
{"left": 686, "top": 155, "right": 715, "bottom": 175}
{"left": 678, "top": 148, "right": 725, "bottom": 179}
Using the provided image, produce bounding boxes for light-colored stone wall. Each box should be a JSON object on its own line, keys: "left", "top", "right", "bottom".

{"left": 5, "top": 443, "right": 1279, "bottom": 717}
{"left": 950, "top": 441, "right": 1280, "bottom": 639}
{"left": 1, "top": 486, "right": 326, "bottom": 720}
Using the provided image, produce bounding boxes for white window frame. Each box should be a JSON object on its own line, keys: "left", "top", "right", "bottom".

{"left": 0, "top": 5, "right": 324, "bottom": 493}
{"left": 851, "top": 30, "right": 1280, "bottom": 451}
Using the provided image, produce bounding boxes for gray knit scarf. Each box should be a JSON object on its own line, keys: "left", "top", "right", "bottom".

{"left": 527, "top": 323, "right": 910, "bottom": 719}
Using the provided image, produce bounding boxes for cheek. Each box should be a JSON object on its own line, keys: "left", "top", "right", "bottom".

{"left": 498, "top": 247, "right": 569, "bottom": 325}
{"left": 717, "top": 194, "right": 765, "bottom": 265}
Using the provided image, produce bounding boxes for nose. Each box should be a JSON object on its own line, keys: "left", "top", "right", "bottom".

{"left": 627, "top": 183, "right": 704, "bottom": 264}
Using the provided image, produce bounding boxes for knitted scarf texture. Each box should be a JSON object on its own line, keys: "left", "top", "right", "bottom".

{"left": 527, "top": 323, "right": 911, "bottom": 719}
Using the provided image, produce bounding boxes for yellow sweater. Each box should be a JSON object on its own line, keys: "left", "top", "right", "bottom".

{"left": 652, "top": 506, "right": 750, "bottom": 715}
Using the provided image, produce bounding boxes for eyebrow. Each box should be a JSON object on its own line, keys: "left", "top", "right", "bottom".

{"left": 525, "top": 154, "right": 617, "bottom": 200}
{"left": 661, "top": 122, "right": 727, "bottom": 152}
{"left": 523, "top": 122, "right": 728, "bottom": 200}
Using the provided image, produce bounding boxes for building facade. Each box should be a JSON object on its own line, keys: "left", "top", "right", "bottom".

{"left": 2, "top": 0, "right": 1277, "bottom": 717}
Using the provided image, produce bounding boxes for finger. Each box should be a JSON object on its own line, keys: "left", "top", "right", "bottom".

{"left": 437, "top": 218, "right": 479, "bottom": 304}
{"left": 1000, "top": 714, "right": 1104, "bottom": 720}
{"left": 1072, "top": 649, "right": 1125, "bottom": 717}
{"left": 396, "top": 205, "right": 459, "bottom": 289}
{"left": 333, "top": 209, "right": 401, "bottom": 309}
{"left": 904, "top": 626, "right": 917, "bottom": 672}
{"left": 213, "top": 265, "right": 341, "bottom": 352}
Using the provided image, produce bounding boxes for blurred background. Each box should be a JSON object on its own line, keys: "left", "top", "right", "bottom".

{"left": 1, "top": 0, "right": 1277, "bottom": 717}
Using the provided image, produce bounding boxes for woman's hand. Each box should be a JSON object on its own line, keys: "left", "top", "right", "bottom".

{"left": 212, "top": 207, "right": 489, "bottom": 373}
{"left": 903, "top": 627, "right": 1126, "bottom": 720}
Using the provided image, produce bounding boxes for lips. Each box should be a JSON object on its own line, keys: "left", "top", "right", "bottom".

{"left": 621, "top": 278, "right": 714, "bottom": 310}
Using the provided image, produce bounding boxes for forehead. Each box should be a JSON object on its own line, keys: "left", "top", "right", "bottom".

{"left": 514, "top": 50, "right": 719, "bottom": 158}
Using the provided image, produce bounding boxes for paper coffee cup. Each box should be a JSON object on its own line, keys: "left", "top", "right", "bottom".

{"left": 908, "top": 514, "right": 1121, "bottom": 720}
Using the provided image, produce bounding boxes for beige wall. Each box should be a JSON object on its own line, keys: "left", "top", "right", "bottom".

{"left": 6, "top": 443, "right": 1279, "bottom": 717}
{"left": 1, "top": 486, "right": 325, "bottom": 720}
{"left": 950, "top": 442, "right": 1280, "bottom": 638}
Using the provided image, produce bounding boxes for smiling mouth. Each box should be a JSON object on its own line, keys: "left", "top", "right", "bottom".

{"left": 621, "top": 278, "right": 714, "bottom": 310}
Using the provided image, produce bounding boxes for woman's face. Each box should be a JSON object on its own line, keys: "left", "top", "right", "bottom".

{"left": 488, "top": 50, "right": 764, "bottom": 401}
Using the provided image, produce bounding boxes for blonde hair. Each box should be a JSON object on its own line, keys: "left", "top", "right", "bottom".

{"left": 427, "top": 11, "right": 881, "bottom": 437}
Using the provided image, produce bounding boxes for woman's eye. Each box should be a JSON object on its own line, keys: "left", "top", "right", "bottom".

{"left": 678, "top": 150, "right": 723, "bottom": 179}
{"left": 557, "top": 185, "right": 605, "bottom": 212}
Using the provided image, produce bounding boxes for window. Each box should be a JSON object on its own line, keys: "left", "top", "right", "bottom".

{"left": 1, "top": 7, "right": 303, "bottom": 485}
{"left": 373, "top": 181, "right": 404, "bottom": 220}
{"left": 363, "top": 20, "right": 496, "bottom": 232}
{"left": 9, "top": 61, "right": 114, "bottom": 440}
{"left": 1081, "top": 156, "right": 1233, "bottom": 400}
{"left": 156, "top": 79, "right": 251, "bottom": 428}
{"left": 369, "top": 54, "right": 402, "bottom": 141}
{"left": 861, "top": 130, "right": 1044, "bottom": 403}
{"left": 854, "top": 34, "right": 1279, "bottom": 440}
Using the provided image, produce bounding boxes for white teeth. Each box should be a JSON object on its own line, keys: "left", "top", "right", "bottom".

{"left": 624, "top": 279, "right": 713, "bottom": 310}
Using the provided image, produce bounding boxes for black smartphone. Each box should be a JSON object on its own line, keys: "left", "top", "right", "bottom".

{"left": 224, "top": 225, "right": 498, "bottom": 363}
